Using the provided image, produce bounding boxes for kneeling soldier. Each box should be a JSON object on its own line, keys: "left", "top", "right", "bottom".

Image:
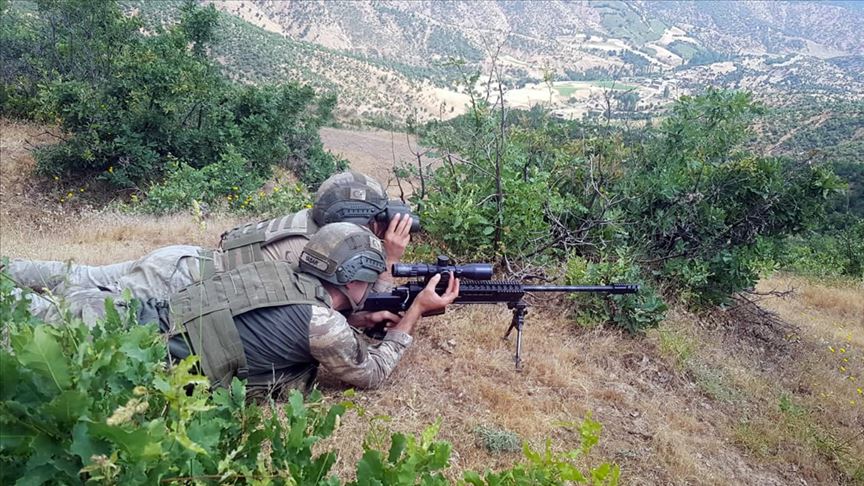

{"left": 161, "top": 223, "right": 458, "bottom": 398}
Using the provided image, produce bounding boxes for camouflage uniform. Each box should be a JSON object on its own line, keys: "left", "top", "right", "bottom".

{"left": 8, "top": 168, "right": 399, "bottom": 322}
{"left": 160, "top": 223, "right": 406, "bottom": 397}
{"left": 308, "top": 305, "right": 412, "bottom": 388}
{"left": 9, "top": 245, "right": 207, "bottom": 324}
{"left": 8, "top": 244, "right": 206, "bottom": 299}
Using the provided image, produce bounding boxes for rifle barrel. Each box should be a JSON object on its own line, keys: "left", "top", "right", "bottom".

{"left": 522, "top": 284, "right": 639, "bottom": 294}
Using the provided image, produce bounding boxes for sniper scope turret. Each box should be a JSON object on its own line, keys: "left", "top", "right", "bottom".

{"left": 392, "top": 255, "right": 493, "bottom": 280}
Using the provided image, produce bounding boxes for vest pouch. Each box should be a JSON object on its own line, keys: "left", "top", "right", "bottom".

{"left": 169, "top": 274, "right": 250, "bottom": 388}
{"left": 169, "top": 260, "right": 329, "bottom": 389}
{"left": 184, "top": 307, "right": 248, "bottom": 387}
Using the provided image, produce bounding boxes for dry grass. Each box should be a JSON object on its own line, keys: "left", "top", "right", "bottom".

{"left": 3, "top": 120, "right": 862, "bottom": 484}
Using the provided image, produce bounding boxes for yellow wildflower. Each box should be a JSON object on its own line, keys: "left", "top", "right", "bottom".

{"left": 840, "top": 348, "right": 846, "bottom": 353}
{"left": 232, "top": 186, "right": 239, "bottom": 191}
{"left": 273, "top": 186, "right": 280, "bottom": 193}
{"left": 79, "top": 188, "right": 84, "bottom": 192}
{"left": 840, "top": 366, "right": 847, "bottom": 372}
{"left": 67, "top": 191, "right": 73, "bottom": 197}
{"left": 53, "top": 175, "right": 59, "bottom": 181}
{"left": 305, "top": 203, "right": 312, "bottom": 209}
{"left": 857, "top": 388, "right": 862, "bottom": 395}
{"left": 829, "top": 346, "right": 836, "bottom": 353}
{"left": 108, "top": 166, "right": 114, "bottom": 173}
{"left": 843, "top": 358, "right": 849, "bottom": 362}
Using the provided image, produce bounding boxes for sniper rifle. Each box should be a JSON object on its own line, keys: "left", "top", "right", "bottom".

{"left": 362, "top": 256, "right": 639, "bottom": 367}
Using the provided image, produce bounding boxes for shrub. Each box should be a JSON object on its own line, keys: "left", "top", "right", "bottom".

{"left": 143, "top": 148, "right": 263, "bottom": 213}
{"left": 417, "top": 89, "right": 838, "bottom": 325}
{"left": 474, "top": 425, "right": 521, "bottom": 454}
{"left": 9, "top": 0, "right": 343, "bottom": 193}
{"left": 565, "top": 254, "right": 667, "bottom": 333}
{"left": 142, "top": 148, "right": 313, "bottom": 216}
{"left": 0, "top": 282, "right": 347, "bottom": 484}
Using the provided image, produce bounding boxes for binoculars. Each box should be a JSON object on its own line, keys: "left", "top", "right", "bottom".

{"left": 392, "top": 255, "right": 493, "bottom": 280}
{"left": 375, "top": 200, "right": 421, "bottom": 233}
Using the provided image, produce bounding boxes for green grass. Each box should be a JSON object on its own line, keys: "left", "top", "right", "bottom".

{"left": 553, "top": 81, "right": 637, "bottom": 96}
{"left": 589, "top": 80, "right": 637, "bottom": 90}
{"left": 667, "top": 40, "right": 698, "bottom": 60}
{"left": 554, "top": 85, "right": 583, "bottom": 97}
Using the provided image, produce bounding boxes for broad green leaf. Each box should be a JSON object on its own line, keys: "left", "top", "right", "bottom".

{"left": 0, "top": 421, "right": 33, "bottom": 450}
{"left": 0, "top": 349, "right": 19, "bottom": 401}
{"left": 71, "top": 421, "right": 108, "bottom": 465}
{"left": 420, "top": 419, "right": 442, "bottom": 448}
{"left": 387, "top": 433, "right": 407, "bottom": 463}
{"left": 355, "top": 450, "right": 385, "bottom": 486}
{"left": 15, "top": 464, "right": 58, "bottom": 486}
{"left": 17, "top": 326, "right": 71, "bottom": 391}
{"left": 462, "top": 471, "right": 485, "bottom": 486}
{"left": 430, "top": 442, "right": 452, "bottom": 469}
{"left": 91, "top": 422, "right": 163, "bottom": 460}
{"left": 44, "top": 390, "right": 92, "bottom": 424}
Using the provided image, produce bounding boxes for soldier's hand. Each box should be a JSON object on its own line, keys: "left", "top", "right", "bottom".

{"left": 410, "top": 272, "right": 459, "bottom": 315}
{"left": 383, "top": 213, "right": 411, "bottom": 263}
{"left": 347, "top": 311, "right": 402, "bottom": 329}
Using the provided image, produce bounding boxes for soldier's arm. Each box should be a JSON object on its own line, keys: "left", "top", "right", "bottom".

{"left": 308, "top": 306, "right": 413, "bottom": 389}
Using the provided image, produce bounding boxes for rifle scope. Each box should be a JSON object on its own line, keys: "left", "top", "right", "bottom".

{"left": 392, "top": 255, "right": 493, "bottom": 280}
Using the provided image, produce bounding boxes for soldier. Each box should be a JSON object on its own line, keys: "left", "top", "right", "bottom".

{"left": 6, "top": 171, "right": 414, "bottom": 324}
{"left": 156, "top": 222, "right": 459, "bottom": 396}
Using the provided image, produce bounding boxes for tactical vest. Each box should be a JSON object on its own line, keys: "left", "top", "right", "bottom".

{"left": 218, "top": 210, "right": 319, "bottom": 271}
{"left": 168, "top": 260, "right": 330, "bottom": 388}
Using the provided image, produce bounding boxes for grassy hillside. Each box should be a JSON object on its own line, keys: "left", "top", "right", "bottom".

{"left": 2, "top": 119, "right": 862, "bottom": 484}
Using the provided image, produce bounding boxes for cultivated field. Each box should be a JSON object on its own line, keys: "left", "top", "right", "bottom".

{"left": 2, "top": 120, "right": 862, "bottom": 484}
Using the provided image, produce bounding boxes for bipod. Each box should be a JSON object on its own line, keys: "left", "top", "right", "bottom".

{"left": 503, "top": 300, "right": 528, "bottom": 369}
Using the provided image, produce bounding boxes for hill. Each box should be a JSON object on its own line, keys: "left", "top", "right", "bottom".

{"left": 109, "top": 1, "right": 864, "bottom": 123}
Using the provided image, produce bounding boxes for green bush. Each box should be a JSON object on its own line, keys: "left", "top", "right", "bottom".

{"left": 565, "top": 254, "right": 667, "bottom": 333}
{"left": 626, "top": 90, "right": 844, "bottom": 305}
{"left": 474, "top": 425, "right": 521, "bottom": 454}
{"left": 143, "top": 148, "right": 262, "bottom": 213}
{"left": 142, "top": 149, "right": 313, "bottom": 216}
{"left": 0, "top": 285, "right": 347, "bottom": 484}
{"left": 779, "top": 218, "right": 864, "bottom": 279}
{"left": 418, "top": 89, "right": 839, "bottom": 326}
{"left": 7, "top": 0, "right": 343, "bottom": 196}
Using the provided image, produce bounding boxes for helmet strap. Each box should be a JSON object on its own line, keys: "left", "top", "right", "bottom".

{"left": 337, "top": 282, "right": 372, "bottom": 313}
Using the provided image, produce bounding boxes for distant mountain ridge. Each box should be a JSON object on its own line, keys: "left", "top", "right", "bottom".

{"left": 215, "top": 1, "right": 863, "bottom": 66}
{"left": 196, "top": 0, "right": 861, "bottom": 122}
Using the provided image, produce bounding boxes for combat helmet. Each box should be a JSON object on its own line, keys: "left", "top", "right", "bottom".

{"left": 311, "top": 171, "right": 389, "bottom": 226}
{"left": 299, "top": 222, "right": 387, "bottom": 286}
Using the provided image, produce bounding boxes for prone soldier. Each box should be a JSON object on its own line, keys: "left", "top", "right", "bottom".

{"left": 149, "top": 222, "right": 458, "bottom": 397}
{"left": 6, "top": 171, "right": 416, "bottom": 325}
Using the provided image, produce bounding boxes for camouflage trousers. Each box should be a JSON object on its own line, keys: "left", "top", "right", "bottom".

{"left": 8, "top": 245, "right": 210, "bottom": 324}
